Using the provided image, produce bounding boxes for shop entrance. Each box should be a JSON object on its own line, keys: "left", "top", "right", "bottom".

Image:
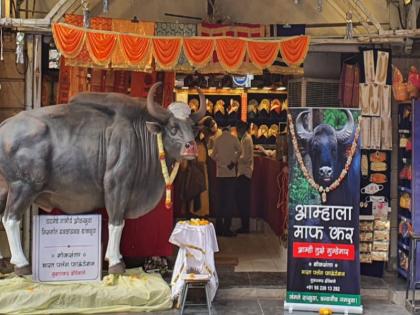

{"left": 173, "top": 74, "right": 290, "bottom": 274}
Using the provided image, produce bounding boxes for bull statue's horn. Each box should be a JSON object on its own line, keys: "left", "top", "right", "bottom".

{"left": 295, "top": 110, "right": 313, "bottom": 141}
{"left": 147, "top": 82, "right": 170, "bottom": 123}
{"left": 190, "top": 89, "right": 206, "bottom": 122}
{"left": 336, "top": 110, "right": 354, "bottom": 143}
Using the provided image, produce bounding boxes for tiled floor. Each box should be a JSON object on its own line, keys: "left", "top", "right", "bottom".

{"left": 216, "top": 224, "right": 288, "bottom": 273}
{"left": 134, "top": 298, "right": 410, "bottom": 315}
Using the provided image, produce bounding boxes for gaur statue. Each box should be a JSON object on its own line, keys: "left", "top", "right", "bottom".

{"left": 0, "top": 82, "right": 205, "bottom": 275}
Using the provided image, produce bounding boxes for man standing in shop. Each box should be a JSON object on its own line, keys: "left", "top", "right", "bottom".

{"left": 210, "top": 126, "right": 241, "bottom": 237}
{"left": 236, "top": 121, "right": 254, "bottom": 234}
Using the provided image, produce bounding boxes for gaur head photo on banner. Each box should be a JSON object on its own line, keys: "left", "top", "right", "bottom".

{"left": 288, "top": 108, "right": 361, "bottom": 209}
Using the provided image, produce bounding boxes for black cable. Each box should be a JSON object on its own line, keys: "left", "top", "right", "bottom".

{"left": 398, "top": 4, "right": 406, "bottom": 29}
{"left": 15, "top": 50, "right": 29, "bottom": 76}
{"left": 392, "top": 1, "right": 407, "bottom": 29}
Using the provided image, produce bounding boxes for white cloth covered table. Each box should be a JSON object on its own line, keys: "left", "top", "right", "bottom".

{"left": 169, "top": 221, "right": 219, "bottom": 301}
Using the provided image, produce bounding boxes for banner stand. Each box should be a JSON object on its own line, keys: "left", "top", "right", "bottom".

{"left": 284, "top": 302, "right": 363, "bottom": 314}
{"left": 285, "top": 108, "right": 363, "bottom": 314}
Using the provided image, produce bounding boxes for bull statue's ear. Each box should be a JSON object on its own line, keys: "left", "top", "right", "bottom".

{"left": 146, "top": 121, "right": 162, "bottom": 134}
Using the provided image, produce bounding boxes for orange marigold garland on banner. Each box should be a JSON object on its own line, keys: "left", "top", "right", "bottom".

{"left": 287, "top": 113, "right": 361, "bottom": 203}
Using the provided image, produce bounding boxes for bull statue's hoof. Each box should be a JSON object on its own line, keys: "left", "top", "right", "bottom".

{"left": 108, "top": 262, "right": 126, "bottom": 275}
{"left": 0, "top": 258, "right": 13, "bottom": 274}
{"left": 14, "top": 264, "right": 31, "bottom": 276}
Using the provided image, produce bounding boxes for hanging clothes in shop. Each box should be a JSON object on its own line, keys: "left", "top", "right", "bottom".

{"left": 339, "top": 59, "right": 360, "bottom": 108}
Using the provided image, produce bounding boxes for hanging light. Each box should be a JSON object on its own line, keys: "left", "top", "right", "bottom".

{"left": 81, "top": 0, "right": 90, "bottom": 28}
{"left": 16, "top": 32, "right": 25, "bottom": 64}
{"left": 103, "top": 0, "right": 109, "bottom": 14}
{"left": 317, "top": 0, "right": 323, "bottom": 12}
{"left": 345, "top": 10, "right": 353, "bottom": 40}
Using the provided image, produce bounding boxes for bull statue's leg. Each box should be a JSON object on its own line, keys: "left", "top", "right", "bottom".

{"left": 2, "top": 182, "right": 34, "bottom": 275}
{"left": 105, "top": 221, "right": 125, "bottom": 273}
{"left": 0, "top": 185, "right": 10, "bottom": 273}
{"left": 104, "top": 122, "right": 137, "bottom": 275}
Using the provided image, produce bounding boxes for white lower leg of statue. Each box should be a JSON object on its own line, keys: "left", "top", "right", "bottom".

{"left": 1, "top": 216, "right": 28, "bottom": 267}
{"left": 0, "top": 216, "right": 3, "bottom": 260}
{"left": 105, "top": 222, "right": 124, "bottom": 267}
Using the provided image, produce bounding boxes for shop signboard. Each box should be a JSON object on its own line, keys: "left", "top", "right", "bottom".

{"left": 32, "top": 214, "right": 102, "bottom": 282}
{"left": 285, "top": 108, "right": 363, "bottom": 314}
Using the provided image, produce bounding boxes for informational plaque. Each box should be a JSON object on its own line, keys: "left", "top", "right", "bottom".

{"left": 32, "top": 215, "right": 101, "bottom": 282}
{"left": 285, "top": 108, "right": 363, "bottom": 314}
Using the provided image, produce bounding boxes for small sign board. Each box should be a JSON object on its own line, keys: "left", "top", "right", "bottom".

{"left": 32, "top": 214, "right": 102, "bottom": 282}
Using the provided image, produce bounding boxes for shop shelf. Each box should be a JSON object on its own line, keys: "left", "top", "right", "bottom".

{"left": 398, "top": 208, "right": 412, "bottom": 219}
{"left": 398, "top": 241, "right": 410, "bottom": 251}
{"left": 398, "top": 214, "right": 412, "bottom": 222}
{"left": 398, "top": 129, "right": 411, "bottom": 134}
{"left": 399, "top": 186, "right": 412, "bottom": 194}
{"left": 398, "top": 101, "right": 413, "bottom": 105}
{"left": 398, "top": 267, "right": 408, "bottom": 278}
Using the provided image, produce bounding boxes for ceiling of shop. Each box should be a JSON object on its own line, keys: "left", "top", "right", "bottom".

{"left": 30, "top": 0, "right": 394, "bottom": 36}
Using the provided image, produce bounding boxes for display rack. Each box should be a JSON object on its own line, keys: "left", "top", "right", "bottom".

{"left": 175, "top": 88, "right": 288, "bottom": 146}
{"left": 246, "top": 89, "right": 288, "bottom": 146}
{"left": 359, "top": 148, "right": 391, "bottom": 278}
{"left": 397, "top": 100, "right": 414, "bottom": 278}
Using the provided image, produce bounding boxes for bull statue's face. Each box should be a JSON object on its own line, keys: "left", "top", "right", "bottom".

{"left": 295, "top": 110, "right": 354, "bottom": 186}
{"left": 145, "top": 82, "right": 206, "bottom": 161}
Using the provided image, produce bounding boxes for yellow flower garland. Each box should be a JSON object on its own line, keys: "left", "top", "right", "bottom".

{"left": 157, "top": 133, "right": 180, "bottom": 209}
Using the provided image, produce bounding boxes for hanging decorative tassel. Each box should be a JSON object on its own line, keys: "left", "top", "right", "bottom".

{"left": 317, "top": 0, "right": 323, "bottom": 12}
{"left": 103, "top": 0, "right": 109, "bottom": 14}
{"left": 16, "top": 32, "right": 25, "bottom": 64}
{"left": 81, "top": 0, "right": 90, "bottom": 28}
{"left": 0, "top": 28, "right": 4, "bottom": 61}
{"left": 83, "top": 9, "right": 90, "bottom": 28}
{"left": 345, "top": 11, "right": 353, "bottom": 40}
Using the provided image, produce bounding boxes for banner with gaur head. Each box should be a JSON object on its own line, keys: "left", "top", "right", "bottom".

{"left": 284, "top": 108, "right": 363, "bottom": 314}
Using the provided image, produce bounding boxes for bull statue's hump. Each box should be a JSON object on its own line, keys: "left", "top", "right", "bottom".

{"left": 69, "top": 92, "right": 147, "bottom": 119}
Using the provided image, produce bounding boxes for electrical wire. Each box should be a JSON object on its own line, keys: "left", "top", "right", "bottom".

{"left": 390, "top": 1, "right": 406, "bottom": 29}
{"left": 0, "top": 28, "right": 3, "bottom": 61}
{"left": 32, "top": 0, "right": 36, "bottom": 17}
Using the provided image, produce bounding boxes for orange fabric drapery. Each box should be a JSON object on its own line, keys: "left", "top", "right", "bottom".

{"left": 52, "top": 23, "right": 310, "bottom": 72}
{"left": 119, "top": 35, "right": 151, "bottom": 65}
{"left": 64, "top": 15, "right": 113, "bottom": 68}
{"left": 52, "top": 23, "right": 86, "bottom": 59}
{"left": 152, "top": 38, "right": 182, "bottom": 70}
{"left": 111, "top": 19, "right": 154, "bottom": 70}
{"left": 85, "top": 32, "right": 117, "bottom": 66}
{"left": 183, "top": 38, "right": 214, "bottom": 68}
{"left": 247, "top": 41, "right": 280, "bottom": 70}
{"left": 279, "top": 35, "right": 310, "bottom": 66}
{"left": 215, "top": 38, "right": 247, "bottom": 72}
